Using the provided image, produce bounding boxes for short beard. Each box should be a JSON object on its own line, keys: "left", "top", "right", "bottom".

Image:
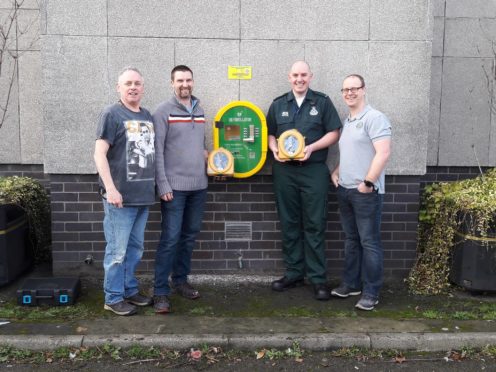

{"left": 178, "top": 87, "right": 192, "bottom": 98}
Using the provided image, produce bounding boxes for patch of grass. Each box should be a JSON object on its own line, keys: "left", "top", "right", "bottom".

{"left": 223, "top": 348, "right": 246, "bottom": 361}
{"left": 52, "top": 347, "right": 71, "bottom": 359}
{"left": 0, "top": 301, "right": 95, "bottom": 322}
{"left": 331, "top": 346, "right": 364, "bottom": 358}
{"left": 258, "top": 341, "right": 304, "bottom": 360}
{"left": 422, "top": 309, "right": 444, "bottom": 319}
{"left": 0, "top": 346, "right": 34, "bottom": 362}
{"left": 78, "top": 347, "right": 101, "bottom": 360}
{"left": 125, "top": 345, "right": 162, "bottom": 359}
{"left": 189, "top": 306, "right": 214, "bottom": 316}
{"left": 481, "top": 345, "right": 496, "bottom": 357}
{"left": 482, "top": 311, "right": 496, "bottom": 320}
{"left": 273, "top": 306, "right": 314, "bottom": 317}
{"left": 101, "top": 343, "right": 122, "bottom": 360}
{"left": 452, "top": 311, "right": 478, "bottom": 320}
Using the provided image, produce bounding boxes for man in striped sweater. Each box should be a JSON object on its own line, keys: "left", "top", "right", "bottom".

{"left": 152, "top": 65, "right": 208, "bottom": 314}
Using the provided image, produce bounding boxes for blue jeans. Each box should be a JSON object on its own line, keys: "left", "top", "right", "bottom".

{"left": 337, "top": 186, "right": 384, "bottom": 299}
{"left": 102, "top": 200, "right": 149, "bottom": 305}
{"left": 154, "top": 189, "right": 207, "bottom": 296}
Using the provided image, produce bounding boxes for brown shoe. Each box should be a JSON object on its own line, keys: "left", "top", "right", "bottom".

{"left": 173, "top": 282, "right": 200, "bottom": 300}
{"left": 153, "top": 295, "right": 171, "bottom": 314}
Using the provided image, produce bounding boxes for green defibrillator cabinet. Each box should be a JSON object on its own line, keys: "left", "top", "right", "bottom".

{"left": 213, "top": 101, "right": 267, "bottom": 178}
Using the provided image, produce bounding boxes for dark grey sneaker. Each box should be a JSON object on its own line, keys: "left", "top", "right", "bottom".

{"left": 125, "top": 293, "right": 152, "bottom": 306}
{"left": 153, "top": 295, "right": 171, "bottom": 314}
{"left": 355, "top": 296, "right": 379, "bottom": 311}
{"left": 104, "top": 300, "right": 137, "bottom": 316}
{"left": 331, "top": 284, "right": 362, "bottom": 298}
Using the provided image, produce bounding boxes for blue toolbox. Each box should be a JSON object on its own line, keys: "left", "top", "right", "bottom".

{"left": 17, "top": 277, "right": 81, "bottom": 306}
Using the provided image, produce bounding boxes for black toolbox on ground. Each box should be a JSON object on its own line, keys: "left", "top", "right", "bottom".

{"left": 17, "top": 277, "right": 81, "bottom": 306}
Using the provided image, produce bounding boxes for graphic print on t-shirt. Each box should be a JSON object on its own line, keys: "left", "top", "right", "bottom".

{"left": 125, "top": 120, "right": 155, "bottom": 181}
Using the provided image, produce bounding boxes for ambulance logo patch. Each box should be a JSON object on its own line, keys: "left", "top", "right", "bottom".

{"left": 281, "top": 111, "right": 289, "bottom": 117}
{"left": 309, "top": 106, "right": 318, "bottom": 116}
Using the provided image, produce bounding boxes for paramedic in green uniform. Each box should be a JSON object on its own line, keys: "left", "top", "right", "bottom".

{"left": 267, "top": 61, "right": 341, "bottom": 300}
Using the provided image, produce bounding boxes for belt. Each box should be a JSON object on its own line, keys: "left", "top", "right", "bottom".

{"left": 285, "top": 161, "right": 307, "bottom": 167}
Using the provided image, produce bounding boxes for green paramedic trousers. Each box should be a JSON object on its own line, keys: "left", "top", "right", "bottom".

{"left": 273, "top": 161, "right": 330, "bottom": 284}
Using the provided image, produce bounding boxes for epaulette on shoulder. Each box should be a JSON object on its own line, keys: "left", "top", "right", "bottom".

{"left": 313, "top": 91, "right": 328, "bottom": 98}
{"left": 273, "top": 93, "right": 288, "bottom": 102}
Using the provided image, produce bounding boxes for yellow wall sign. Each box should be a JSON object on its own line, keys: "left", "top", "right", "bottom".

{"left": 228, "top": 66, "right": 252, "bottom": 80}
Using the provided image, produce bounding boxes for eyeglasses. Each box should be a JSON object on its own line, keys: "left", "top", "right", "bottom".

{"left": 341, "top": 86, "right": 363, "bottom": 94}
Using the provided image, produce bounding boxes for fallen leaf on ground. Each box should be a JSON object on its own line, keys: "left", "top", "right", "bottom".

{"left": 394, "top": 355, "right": 406, "bottom": 364}
{"left": 256, "top": 350, "right": 266, "bottom": 359}
{"left": 76, "top": 326, "right": 87, "bottom": 333}
{"left": 188, "top": 349, "right": 202, "bottom": 361}
{"left": 449, "top": 351, "right": 464, "bottom": 362}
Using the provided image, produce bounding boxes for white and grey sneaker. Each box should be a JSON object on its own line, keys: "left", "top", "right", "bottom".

{"left": 355, "top": 296, "right": 379, "bottom": 311}
{"left": 331, "top": 284, "right": 362, "bottom": 298}
{"left": 104, "top": 300, "right": 137, "bottom": 316}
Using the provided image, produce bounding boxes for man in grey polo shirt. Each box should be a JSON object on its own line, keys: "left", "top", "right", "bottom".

{"left": 330, "top": 74, "right": 392, "bottom": 311}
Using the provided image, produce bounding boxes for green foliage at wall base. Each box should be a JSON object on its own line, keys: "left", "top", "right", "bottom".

{"left": 408, "top": 169, "right": 496, "bottom": 294}
{"left": 0, "top": 176, "right": 51, "bottom": 264}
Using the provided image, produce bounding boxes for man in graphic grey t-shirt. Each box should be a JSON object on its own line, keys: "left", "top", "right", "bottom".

{"left": 330, "top": 74, "right": 392, "bottom": 311}
{"left": 94, "top": 67, "right": 155, "bottom": 316}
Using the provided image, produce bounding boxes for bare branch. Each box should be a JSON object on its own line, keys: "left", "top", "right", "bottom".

{"left": 0, "top": 0, "right": 38, "bottom": 129}
{"left": 0, "top": 56, "right": 17, "bottom": 127}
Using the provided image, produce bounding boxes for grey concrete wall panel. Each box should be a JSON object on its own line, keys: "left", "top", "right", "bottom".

{"left": 241, "top": 0, "right": 368, "bottom": 41}
{"left": 368, "top": 42, "right": 432, "bottom": 175}
{"left": 305, "top": 42, "right": 365, "bottom": 173}
{"left": 489, "top": 60, "right": 496, "bottom": 166}
{"left": 18, "top": 51, "right": 43, "bottom": 164}
{"left": 444, "top": 18, "right": 496, "bottom": 58}
{"left": 0, "top": 0, "right": 15, "bottom": 8}
{"left": 108, "top": 37, "right": 175, "bottom": 113}
{"left": 432, "top": 17, "right": 445, "bottom": 57}
{"left": 427, "top": 57, "right": 443, "bottom": 166}
{"left": 488, "top": 85, "right": 496, "bottom": 167}
{"left": 0, "top": 8, "right": 17, "bottom": 49}
{"left": 439, "top": 58, "right": 493, "bottom": 166}
{"left": 0, "top": 0, "right": 39, "bottom": 9}
{"left": 432, "top": 0, "right": 446, "bottom": 17}
{"left": 370, "top": 0, "right": 431, "bottom": 41}
{"left": 45, "top": 0, "right": 106, "bottom": 36}
{"left": 239, "top": 40, "right": 305, "bottom": 113}
{"left": 305, "top": 41, "right": 369, "bottom": 118}
{"left": 39, "top": 0, "right": 47, "bottom": 35}
{"left": 42, "top": 35, "right": 108, "bottom": 173}
{"left": 0, "top": 53, "right": 21, "bottom": 163}
{"left": 108, "top": 0, "right": 239, "bottom": 39}
{"left": 175, "top": 39, "right": 240, "bottom": 151}
{"left": 445, "top": 0, "right": 496, "bottom": 18}
{"left": 17, "top": 9, "right": 40, "bottom": 50}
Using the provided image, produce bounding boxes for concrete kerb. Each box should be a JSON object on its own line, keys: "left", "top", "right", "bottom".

{"left": 0, "top": 335, "right": 84, "bottom": 350}
{"left": 2, "top": 332, "right": 496, "bottom": 351}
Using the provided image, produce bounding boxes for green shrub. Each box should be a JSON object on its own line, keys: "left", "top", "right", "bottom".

{"left": 0, "top": 176, "right": 51, "bottom": 263}
{"left": 408, "top": 169, "right": 496, "bottom": 294}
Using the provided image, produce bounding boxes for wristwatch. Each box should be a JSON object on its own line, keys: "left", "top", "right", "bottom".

{"left": 363, "top": 180, "right": 375, "bottom": 190}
